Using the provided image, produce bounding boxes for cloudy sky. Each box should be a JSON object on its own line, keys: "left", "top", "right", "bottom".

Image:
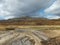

{"left": 0, "top": 0, "right": 59, "bottom": 20}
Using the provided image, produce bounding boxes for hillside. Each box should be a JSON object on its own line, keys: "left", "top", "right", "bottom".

{"left": 0, "top": 17, "right": 60, "bottom": 25}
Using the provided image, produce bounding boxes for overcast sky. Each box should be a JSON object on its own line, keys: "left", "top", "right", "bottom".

{"left": 0, "top": 0, "right": 59, "bottom": 20}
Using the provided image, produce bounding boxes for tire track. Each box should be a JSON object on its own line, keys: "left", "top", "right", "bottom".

{"left": 0, "top": 29, "right": 51, "bottom": 45}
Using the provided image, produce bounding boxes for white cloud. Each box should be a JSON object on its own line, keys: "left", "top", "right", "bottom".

{"left": 0, "top": 0, "right": 55, "bottom": 20}
{"left": 4, "top": 16, "right": 15, "bottom": 20}
{"left": 46, "top": 15, "right": 60, "bottom": 19}
{"left": 45, "top": 0, "right": 60, "bottom": 15}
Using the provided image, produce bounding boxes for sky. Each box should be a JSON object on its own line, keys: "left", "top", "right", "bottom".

{"left": 0, "top": 0, "right": 60, "bottom": 20}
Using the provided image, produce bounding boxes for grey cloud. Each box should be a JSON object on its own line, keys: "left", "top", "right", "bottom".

{"left": 0, "top": 0, "right": 55, "bottom": 20}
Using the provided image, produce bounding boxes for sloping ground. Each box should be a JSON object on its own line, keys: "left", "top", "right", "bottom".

{"left": 41, "top": 36, "right": 60, "bottom": 45}
{"left": 41, "top": 30, "right": 60, "bottom": 38}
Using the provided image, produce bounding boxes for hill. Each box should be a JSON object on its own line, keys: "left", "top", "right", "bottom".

{"left": 0, "top": 17, "right": 60, "bottom": 25}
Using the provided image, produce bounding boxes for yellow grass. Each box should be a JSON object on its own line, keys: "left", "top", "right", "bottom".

{"left": 0, "top": 25, "right": 60, "bottom": 30}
